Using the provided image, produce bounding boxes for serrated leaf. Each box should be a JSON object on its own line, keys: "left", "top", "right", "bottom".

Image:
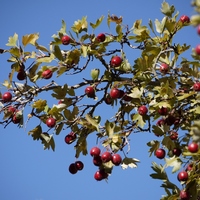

{"left": 59, "top": 20, "right": 67, "bottom": 34}
{"left": 147, "top": 140, "right": 160, "bottom": 156}
{"left": 54, "top": 45, "right": 63, "bottom": 61}
{"left": 42, "top": 134, "right": 55, "bottom": 151}
{"left": 85, "top": 114, "right": 99, "bottom": 132}
{"left": 163, "top": 156, "right": 182, "bottom": 173}
{"left": 150, "top": 162, "right": 167, "bottom": 180}
{"left": 155, "top": 17, "right": 167, "bottom": 34}
{"left": 132, "top": 113, "right": 145, "bottom": 128}
{"left": 121, "top": 157, "right": 139, "bottom": 169}
{"left": 36, "top": 53, "right": 55, "bottom": 63}
{"left": 55, "top": 123, "right": 63, "bottom": 135}
{"left": 32, "top": 99, "right": 47, "bottom": 113}
{"left": 148, "top": 19, "right": 156, "bottom": 35}
{"left": 160, "top": 2, "right": 175, "bottom": 18}
{"left": 35, "top": 42, "right": 49, "bottom": 52}
{"left": 22, "top": 33, "right": 39, "bottom": 47}
{"left": 75, "top": 134, "right": 88, "bottom": 158}
{"left": 90, "top": 15, "right": 104, "bottom": 29}
{"left": 28, "top": 125, "right": 42, "bottom": 140}
{"left": 71, "top": 16, "right": 88, "bottom": 35}
{"left": 105, "top": 120, "right": 115, "bottom": 137}
{"left": 6, "top": 33, "right": 18, "bottom": 47}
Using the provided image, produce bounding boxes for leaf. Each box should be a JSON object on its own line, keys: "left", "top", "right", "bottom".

{"left": 160, "top": 1, "right": 175, "bottom": 18}
{"left": 90, "top": 68, "right": 100, "bottom": 81}
{"left": 177, "top": 91, "right": 196, "bottom": 101}
{"left": 36, "top": 53, "right": 55, "bottom": 63}
{"left": 71, "top": 16, "right": 88, "bottom": 34}
{"left": 90, "top": 15, "right": 104, "bottom": 29}
{"left": 147, "top": 140, "right": 160, "bottom": 156}
{"left": 105, "top": 120, "right": 115, "bottom": 137}
{"left": 85, "top": 114, "right": 99, "bottom": 132}
{"left": 22, "top": 33, "right": 39, "bottom": 47}
{"left": 150, "top": 162, "right": 167, "bottom": 180}
{"left": 32, "top": 99, "right": 47, "bottom": 113}
{"left": 107, "top": 13, "right": 122, "bottom": 28}
{"left": 41, "top": 134, "right": 55, "bottom": 151}
{"left": 132, "top": 113, "right": 145, "bottom": 128}
{"left": 121, "top": 157, "right": 140, "bottom": 169}
{"left": 75, "top": 134, "right": 88, "bottom": 158}
{"left": 155, "top": 17, "right": 167, "bottom": 34}
{"left": 35, "top": 42, "right": 49, "bottom": 52}
{"left": 55, "top": 123, "right": 63, "bottom": 135}
{"left": 6, "top": 33, "right": 18, "bottom": 47}
{"left": 148, "top": 19, "right": 156, "bottom": 35}
{"left": 163, "top": 156, "right": 182, "bottom": 173}
{"left": 59, "top": 20, "right": 67, "bottom": 34}
{"left": 54, "top": 45, "right": 63, "bottom": 61}
{"left": 28, "top": 125, "right": 42, "bottom": 140}
{"left": 81, "top": 45, "right": 88, "bottom": 57}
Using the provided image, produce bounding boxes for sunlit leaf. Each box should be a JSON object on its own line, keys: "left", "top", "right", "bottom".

{"left": 6, "top": 33, "right": 18, "bottom": 47}
{"left": 22, "top": 33, "right": 39, "bottom": 47}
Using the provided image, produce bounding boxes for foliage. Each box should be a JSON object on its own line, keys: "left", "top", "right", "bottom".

{"left": 1, "top": 1, "right": 200, "bottom": 199}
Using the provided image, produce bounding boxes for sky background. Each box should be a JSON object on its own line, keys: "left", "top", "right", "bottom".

{"left": 0, "top": 1, "right": 198, "bottom": 200}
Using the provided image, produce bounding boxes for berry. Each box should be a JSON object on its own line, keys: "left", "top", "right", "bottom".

{"left": 12, "top": 114, "right": 21, "bottom": 124}
{"left": 172, "top": 148, "right": 182, "bottom": 157}
{"left": 160, "top": 63, "right": 169, "bottom": 74}
{"left": 61, "top": 35, "right": 71, "bottom": 45}
{"left": 65, "top": 132, "right": 76, "bottom": 144}
{"left": 186, "top": 163, "right": 193, "bottom": 171}
{"left": 104, "top": 94, "right": 113, "bottom": 105}
{"left": 165, "top": 115, "right": 176, "bottom": 126}
{"left": 117, "top": 90, "right": 125, "bottom": 99}
{"left": 188, "top": 142, "right": 199, "bottom": 153}
{"left": 180, "top": 190, "right": 190, "bottom": 200}
{"left": 90, "top": 147, "right": 101, "bottom": 157}
{"left": 110, "top": 56, "right": 122, "bottom": 67}
{"left": 111, "top": 154, "right": 122, "bottom": 166}
{"left": 17, "top": 70, "right": 26, "bottom": 80}
{"left": 197, "top": 25, "right": 200, "bottom": 35}
{"left": 85, "top": 86, "right": 95, "bottom": 98}
{"left": 46, "top": 117, "right": 56, "bottom": 128}
{"left": 2, "top": 92, "right": 12, "bottom": 103}
{"left": 169, "top": 131, "right": 178, "bottom": 140}
{"left": 193, "top": 82, "right": 200, "bottom": 91}
{"left": 75, "top": 161, "right": 84, "bottom": 171}
{"left": 93, "top": 155, "right": 102, "bottom": 166}
{"left": 155, "top": 148, "right": 166, "bottom": 159}
{"left": 94, "top": 170, "right": 108, "bottom": 181}
{"left": 42, "top": 69, "right": 53, "bottom": 79}
{"left": 158, "top": 107, "right": 168, "bottom": 115}
{"left": 110, "top": 88, "right": 120, "bottom": 99}
{"left": 177, "top": 171, "right": 188, "bottom": 182}
{"left": 195, "top": 44, "right": 200, "bottom": 55}
{"left": 96, "top": 33, "right": 106, "bottom": 42}
{"left": 138, "top": 105, "right": 148, "bottom": 116}
{"left": 7, "top": 106, "right": 16, "bottom": 114}
{"left": 101, "top": 151, "right": 112, "bottom": 163}
{"left": 180, "top": 15, "right": 190, "bottom": 23}
{"left": 156, "top": 118, "right": 165, "bottom": 126}
{"left": 69, "top": 163, "right": 78, "bottom": 174}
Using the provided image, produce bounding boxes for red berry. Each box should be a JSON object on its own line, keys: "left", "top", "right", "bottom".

{"left": 110, "top": 88, "right": 120, "bottom": 99}
{"left": 138, "top": 105, "right": 148, "bottom": 116}
{"left": 61, "top": 35, "right": 71, "bottom": 45}
{"left": 104, "top": 94, "right": 113, "bottom": 105}
{"left": 180, "top": 190, "right": 190, "bottom": 200}
{"left": 46, "top": 117, "right": 56, "bottom": 128}
{"left": 65, "top": 132, "right": 76, "bottom": 144}
{"left": 197, "top": 25, "right": 200, "bottom": 35}
{"left": 117, "top": 90, "right": 125, "bottom": 99}
{"left": 186, "top": 163, "right": 193, "bottom": 171}
{"left": 193, "top": 82, "right": 200, "bottom": 91}
{"left": 90, "top": 147, "right": 101, "bottom": 157}
{"left": 195, "top": 44, "right": 200, "bottom": 55}
{"left": 156, "top": 118, "right": 165, "bottom": 126}
{"left": 169, "top": 131, "right": 178, "bottom": 140}
{"left": 101, "top": 151, "right": 112, "bottom": 163}
{"left": 110, "top": 56, "right": 122, "bottom": 67}
{"left": 93, "top": 155, "right": 102, "bottom": 166}
{"left": 17, "top": 70, "right": 26, "bottom": 80}
{"left": 75, "top": 161, "right": 84, "bottom": 171}
{"left": 111, "top": 154, "right": 122, "bottom": 166}
{"left": 94, "top": 170, "right": 108, "bottom": 181}
{"left": 69, "top": 163, "right": 78, "bottom": 174}
{"left": 160, "top": 63, "right": 169, "bottom": 74}
{"left": 12, "top": 114, "right": 21, "bottom": 124}
{"left": 177, "top": 171, "right": 188, "bottom": 182}
{"left": 7, "top": 106, "right": 16, "bottom": 114}
{"left": 173, "top": 148, "right": 182, "bottom": 157}
{"left": 180, "top": 15, "right": 190, "bottom": 23}
{"left": 188, "top": 142, "right": 199, "bottom": 153}
{"left": 2, "top": 92, "right": 12, "bottom": 103}
{"left": 85, "top": 86, "right": 95, "bottom": 98}
{"left": 122, "top": 93, "right": 132, "bottom": 102}
{"left": 96, "top": 33, "right": 106, "bottom": 42}
{"left": 42, "top": 69, "right": 53, "bottom": 79}
{"left": 155, "top": 148, "right": 166, "bottom": 159}
{"left": 158, "top": 107, "right": 168, "bottom": 115}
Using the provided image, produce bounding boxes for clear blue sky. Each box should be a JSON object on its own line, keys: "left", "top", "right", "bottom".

{"left": 0, "top": 1, "right": 197, "bottom": 200}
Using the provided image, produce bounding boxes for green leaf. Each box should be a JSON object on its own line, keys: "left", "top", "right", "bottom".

{"left": 75, "top": 133, "right": 88, "bottom": 158}
{"left": 22, "top": 33, "right": 39, "bottom": 47}
{"left": 54, "top": 45, "right": 63, "bottom": 61}
{"left": 121, "top": 157, "right": 140, "bottom": 169}
{"left": 150, "top": 162, "right": 167, "bottom": 180}
{"left": 28, "top": 125, "right": 42, "bottom": 140}
{"left": 155, "top": 17, "right": 167, "bottom": 34}
{"left": 90, "top": 15, "right": 104, "bottom": 29}
{"left": 132, "top": 113, "right": 145, "bottom": 128}
{"left": 160, "top": 1, "right": 175, "bottom": 18}
{"left": 59, "top": 20, "right": 67, "bottom": 34}
{"left": 71, "top": 16, "right": 88, "bottom": 34}
{"left": 163, "top": 156, "right": 182, "bottom": 173}
{"left": 147, "top": 140, "right": 160, "bottom": 156}
{"left": 36, "top": 53, "right": 55, "bottom": 63}
{"left": 90, "top": 68, "right": 100, "bottom": 81}
{"left": 81, "top": 45, "right": 89, "bottom": 57}
{"left": 148, "top": 19, "right": 156, "bottom": 35}
{"left": 6, "top": 33, "right": 18, "bottom": 47}
{"left": 107, "top": 13, "right": 122, "bottom": 28}
{"left": 41, "top": 134, "right": 55, "bottom": 151}
{"left": 32, "top": 99, "right": 47, "bottom": 113}
{"left": 85, "top": 114, "right": 99, "bottom": 132}
{"left": 177, "top": 91, "right": 196, "bottom": 101}
{"left": 105, "top": 120, "right": 115, "bottom": 137}
{"left": 35, "top": 42, "right": 49, "bottom": 52}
